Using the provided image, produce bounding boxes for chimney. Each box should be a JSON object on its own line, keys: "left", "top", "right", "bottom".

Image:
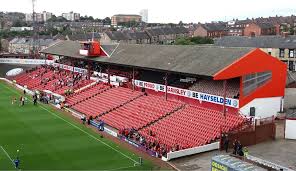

{"left": 282, "top": 32, "right": 289, "bottom": 38}
{"left": 250, "top": 32, "right": 256, "bottom": 37}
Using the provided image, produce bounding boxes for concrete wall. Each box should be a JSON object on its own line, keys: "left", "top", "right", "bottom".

{"left": 240, "top": 97, "right": 283, "bottom": 118}
{"left": 164, "top": 142, "right": 220, "bottom": 161}
{"left": 285, "top": 119, "right": 296, "bottom": 140}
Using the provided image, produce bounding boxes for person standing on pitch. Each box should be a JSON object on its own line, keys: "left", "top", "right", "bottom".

{"left": 33, "top": 94, "right": 37, "bottom": 105}
{"left": 14, "top": 156, "right": 20, "bottom": 169}
{"left": 81, "top": 114, "right": 86, "bottom": 125}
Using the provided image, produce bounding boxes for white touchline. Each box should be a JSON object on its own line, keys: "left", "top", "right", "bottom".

{"left": 0, "top": 146, "right": 14, "bottom": 165}
{"left": 2, "top": 83, "right": 139, "bottom": 165}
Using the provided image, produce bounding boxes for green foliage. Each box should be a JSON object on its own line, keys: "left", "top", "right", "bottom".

{"left": 0, "top": 38, "right": 2, "bottom": 52}
{"left": 178, "top": 21, "right": 183, "bottom": 26}
{"left": 175, "top": 36, "right": 214, "bottom": 45}
{"left": 80, "top": 15, "right": 94, "bottom": 21}
{"left": 0, "top": 30, "right": 33, "bottom": 39}
{"left": 47, "top": 15, "right": 68, "bottom": 22}
{"left": 103, "top": 17, "right": 111, "bottom": 25}
{"left": 39, "top": 27, "right": 59, "bottom": 36}
{"left": 289, "top": 27, "right": 295, "bottom": 35}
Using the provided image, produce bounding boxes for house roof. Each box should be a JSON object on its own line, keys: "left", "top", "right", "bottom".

{"left": 9, "top": 37, "right": 57, "bottom": 46}
{"left": 41, "top": 40, "right": 254, "bottom": 77}
{"left": 68, "top": 33, "right": 101, "bottom": 41}
{"left": 214, "top": 35, "right": 296, "bottom": 49}
{"left": 201, "top": 23, "right": 227, "bottom": 32}
{"left": 128, "top": 32, "right": 150, "bottom": 40}
{"left": 256, "top": 22, "right": 275, "bottom": 29}
{"left": 105, "top": 31, "right": 129, "bottom": 41}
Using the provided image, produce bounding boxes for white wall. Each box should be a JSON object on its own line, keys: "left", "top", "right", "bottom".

{"left": 240, "top": 97, "right": 283, "bottom": 118}
{"left": 285, "top": 119, "right": 296, "bottom": 140}
{"left": 163, "top": 142, "right": 220, "bottom": 161}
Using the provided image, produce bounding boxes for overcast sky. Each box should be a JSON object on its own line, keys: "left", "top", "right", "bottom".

{"left": 1, "top": 0, "right": 296, "bottom": 23}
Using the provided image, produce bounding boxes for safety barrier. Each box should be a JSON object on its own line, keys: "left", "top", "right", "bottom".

{"left": 0, "top": 58, "right": 54, "bottom": 65}
{"left": 163, "top": 142, "right": 220, "bottom": 161}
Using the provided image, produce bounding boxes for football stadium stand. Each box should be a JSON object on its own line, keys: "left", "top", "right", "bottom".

{"left": 12, "top": 65, "right": 93, "bottom": 95}
{"left": 3, "top": 40, "right": 286, "bottom": 158}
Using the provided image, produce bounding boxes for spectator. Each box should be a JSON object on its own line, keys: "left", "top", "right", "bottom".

{"left": 233, "top": 139, "right": 238, "bottom": 155}
{"left": 237, "top": 141, "right": 244, "bottom": 156}
{"left": 224, "top": 134, "right": 229, "bottom": 153}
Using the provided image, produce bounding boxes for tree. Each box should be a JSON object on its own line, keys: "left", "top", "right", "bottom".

{"left": 47, "top": 15, "right": 57, "bottom": 22}
{"left": 103, "top": 17, "right": 111, "bottom": 25}
{"left": 0, "top": 38, "right": 2, "bottom": 52}
{"left": 13, "top": 20, "right": 22, "bottom": 27}
{"left": 88, "top": 16, "right": 94, "bottom": 21}
{"left": 94, "top": 18, "right": 102, "bottom": 22}
{"left": 56, "top": 16, "right": 68, "bottom": 22}
{"left": 289, "top": 27, "right": 295, "bottom": 35}
{"left": 178, "top": 21, "right": 183, "bottom": 26}
{"left": 175, "top": 36, "right": 214, "bottom": 45}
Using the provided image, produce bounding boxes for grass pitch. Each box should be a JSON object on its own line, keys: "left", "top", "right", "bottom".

{"left": 0, "top": 81, "right": 159, "bottom": 170}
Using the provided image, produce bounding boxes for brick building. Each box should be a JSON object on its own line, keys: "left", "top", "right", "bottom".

{"left": 111, "top": 14, "right": 142, "bottom": 26}
{"left": 193, "top": 23, "right": 227, "bottom": 38}
{"left": 244, "top": 22, "right": 276, "bottom": 36}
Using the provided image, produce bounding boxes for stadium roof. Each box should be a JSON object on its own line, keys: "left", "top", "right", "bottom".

{"left": 41, "top": 41, "right": 254, "bottom": 77}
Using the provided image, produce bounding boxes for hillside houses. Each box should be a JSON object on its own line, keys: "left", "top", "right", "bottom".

{"left": 101, "top": 26, "right": 189, "bottom": 44}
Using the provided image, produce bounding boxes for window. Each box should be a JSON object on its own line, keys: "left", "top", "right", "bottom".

{"left": 289, "top": 49, "right": 294, "bottom": 58}
{"left": 242, "top": 71, "right": 272, "bottom": 96}
{"left": 289, "top": 61, "right": 295, "bottom": 71}
{"left": 279, "top": 49, "right": 285, "bottom": 57}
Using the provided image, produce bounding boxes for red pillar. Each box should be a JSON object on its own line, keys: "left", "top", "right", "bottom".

{"left": 164, "top": 73, "right": 168, "bottom": 101}
{"left": 107, "top": 65, "right": 110, "bottom": 84}
{"left": 222, "top": 80, "right": 227, "bottom": 117}
{"left": 132, "top": 68, "right": 135, "bottom": 91}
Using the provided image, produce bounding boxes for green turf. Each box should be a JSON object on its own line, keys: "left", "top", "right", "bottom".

{"left": 0, "top": 81, "right": 160, "bottom": 170}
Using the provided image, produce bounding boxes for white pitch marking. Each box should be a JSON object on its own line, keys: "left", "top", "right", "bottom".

{"left": 2, "top": 83, "right": 139, "bottom": 165}
{"left": 0, "top": 146, "right": 14, "bottom": 165}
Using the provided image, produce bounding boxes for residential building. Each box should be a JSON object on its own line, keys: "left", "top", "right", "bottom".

{"left": 102, "top": 31, "right": 150, "bottom": 44}
{"left": 62, "top": 11, "right": 80, "bottom": 21}
{"left": 146, "top": 27, "right": 189, "bottom": 44}
{"left": 67, "top": 33, "right": 101, "bottom": 41}
{"left": 244, "top": 22, "right": 276, "bottom": 36}
{"left": 140, "top": 9, "right": 148, "bottom": 23}
{"left": 193, "top": 23, "right": 227, "bottom": 38}
{"left": 226, "top": 20, "right": 251, "bottom": 36}
{"left": 214, "top": 35, "right": 296, "bottom": 71}
{"left": 102, "top": 26, "right": 189, "bottom": 44}
{"left": 111, "top": 14, "right": 142, "bottom": 26}
{"left": 25, "top": 11, "right": 52, "bottom": 22}
{"left": 42, "top": 11, "right": 53, "bottom": 21}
